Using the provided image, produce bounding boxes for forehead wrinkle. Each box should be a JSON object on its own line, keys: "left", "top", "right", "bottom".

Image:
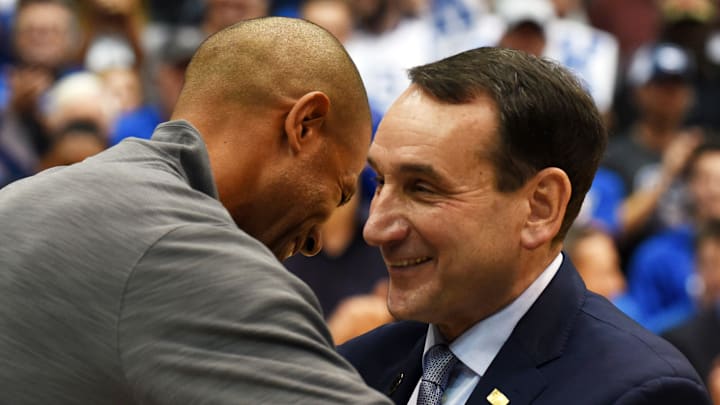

{"left": 396, "top": 163, "right": 443, "bottom": 182}
{"left": 368, "top": 145, "right": 445, "bottom": 180}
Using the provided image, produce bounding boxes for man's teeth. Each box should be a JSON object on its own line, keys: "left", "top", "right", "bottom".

{"left": 393, "top": 257, "right": 431, "bottom": 267}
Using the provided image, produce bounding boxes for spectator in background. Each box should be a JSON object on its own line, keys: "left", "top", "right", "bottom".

{"left": 100, "top": 66, "right": 161, "bottom": 144}
{"left": 7, "top": 0, "right": 78, "bottom": 73}
{"left": 496, "top": 0, "right": 553, "bottom": 57}
{"left": 34, "top": 70, "right": 111, "bottom": 171}
{"left": 658, "top": 0, "right": 716, "bottom": 81}
{"left": 663, "top": 219, "right": 720, "bottom": 387}
{"left": 565, "top": 227, "right": 622, "bottom": 298}
{"left": 0, "top": 0, "right": 79, "bottom": 187}
{"left": 549, "top": 0, "right": 585, "bottom": 21}
{"left": 145, "top": 0, "right": 202, "bottom": 25}
{"left": 428, "top": 0, "right": 502, "bottom": 60}
{"left": 628, "top": 139, "right": 720, "bottom": 333}
{"left": 271, "top": 0, "right": 302, "bottom": 17}
{"left": 300, "top": 0, "right": 353, "bottom": 43}
{"left": 42, "top": 71, "right": 112, "bottom": 143}
{"left": 694, "top": 215, "right": 720, "bottom": 313}
{"left": 576, "top": 166, "right": 625, "bottom": 236}
{"left": 495, "top": 0, "right": 619, "bottom": 119}
{"left": 79, "top": 0, "right": 146, "bottom": 72}
{"left": 142, "top": 0, "right": 270, "bottom": 89}
{"left": 587, "top": 0, "right": 660, "bottom": 70}
{"left": 602, "top": 42, "right": 704, "bottom": 264}
{"left": 343, "top": 0, "right": 434, "bottom": 114}
{"left": 202, "top": 0, "right": 269, "bottom": 35}
{"left": 564, "top": 224, "right": 640, "bottom": 320}
{"left": 37, "top": 120, "right": 107, "bottom": 171}
{"left": 75, "top": 0, "right": 162, "bottom": 143}
{"left": 150, "top": 26, "right": 204, "bottom": 121}
{"left": 658, "top": 0, "right": 720, "bottom": 132}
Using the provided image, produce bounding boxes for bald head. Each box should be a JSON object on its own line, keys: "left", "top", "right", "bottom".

{"left": 170, "top": 17, "right": 373, "bottom": 260}
{"left": 174, "top": 16, "right": 370, "bottom": 141}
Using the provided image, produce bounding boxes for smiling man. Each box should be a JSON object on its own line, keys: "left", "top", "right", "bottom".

{"left": 338, "top": 47, "right": 710, "bottom": 405}
{"left": 0, "top": 17, "right": 391, "bottom": 404}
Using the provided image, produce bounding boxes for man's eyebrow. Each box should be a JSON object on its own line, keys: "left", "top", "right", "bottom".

{"left": 367, "top": 157, "right": 442, "bottom": 182}
{"left": 396, "top": 163, "right": 442, "bottom": 181}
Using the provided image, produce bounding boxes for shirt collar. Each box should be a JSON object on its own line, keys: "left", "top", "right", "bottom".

{"left": 150, "top": 120, "right": 218, "bottom": 200}
{"left": 423, "top": 252, "right": 564, "bottom": 377}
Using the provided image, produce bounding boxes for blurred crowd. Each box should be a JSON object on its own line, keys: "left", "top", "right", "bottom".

{"left": 2, "top": 0, "right": 720, "bottom": 399}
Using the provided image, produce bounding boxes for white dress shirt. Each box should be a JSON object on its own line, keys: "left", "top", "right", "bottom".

{"left": 407, "top": 253, "right": 564, "bottom": 405}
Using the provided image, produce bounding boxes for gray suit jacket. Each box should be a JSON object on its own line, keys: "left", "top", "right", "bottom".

{"left": 0, "top": 121, "right": 391, "bottom": 404}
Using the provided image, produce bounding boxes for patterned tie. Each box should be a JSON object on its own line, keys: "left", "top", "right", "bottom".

{"left": 417, "top": 344, "right": 458, "bottom": 405}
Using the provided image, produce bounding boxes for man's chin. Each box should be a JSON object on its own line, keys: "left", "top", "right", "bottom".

{"left": 386, "top": 299, "right": 416, "bottom": 323}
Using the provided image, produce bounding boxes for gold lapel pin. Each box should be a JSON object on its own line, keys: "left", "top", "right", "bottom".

{"left": 486, "top": 388, "right": 509, "bottom": 405}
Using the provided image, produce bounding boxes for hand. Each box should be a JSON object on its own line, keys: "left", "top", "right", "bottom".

{"left": 661, "top": 127, "right": 704, "bottom": 182}
{"left": 9, "top": 66, "right": 53, "bottom": 114}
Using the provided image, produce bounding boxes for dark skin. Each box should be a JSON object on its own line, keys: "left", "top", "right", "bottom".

{"left": 170, "top": 17, "right": 371, "bottom": 260}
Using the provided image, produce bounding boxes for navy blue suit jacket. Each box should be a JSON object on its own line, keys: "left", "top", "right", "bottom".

{"left": 339, "top": 257, "right": 711, "bottom": 404}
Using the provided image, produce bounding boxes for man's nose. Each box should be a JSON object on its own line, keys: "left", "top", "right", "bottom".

{"left": 300, "top": 227, "right": 323, "bottom": 257}
{"left": 363, "top": 190, "right": 409, "bottom": 247}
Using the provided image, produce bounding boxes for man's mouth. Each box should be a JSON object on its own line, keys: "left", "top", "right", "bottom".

{"left": 388, "top": 256, "right": 432, "bottom": 268}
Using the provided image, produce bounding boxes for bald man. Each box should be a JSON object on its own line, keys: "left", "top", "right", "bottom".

{"left": 0, "top": 17, "right": 391, "bottom": 404}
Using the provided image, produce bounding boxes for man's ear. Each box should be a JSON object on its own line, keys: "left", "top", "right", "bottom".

{"left": 284, "top": 91, "right": 330, "bottom": 154}
{"left": 520, "top": 167, "right": 571, "bottom": 250}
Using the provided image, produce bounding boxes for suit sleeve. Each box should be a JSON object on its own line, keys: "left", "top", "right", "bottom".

{"left": 613, "top": 376, "right": 711, "bottom": 405}
{"left": 116, "top": 223, "right": 392, "bottom": 404}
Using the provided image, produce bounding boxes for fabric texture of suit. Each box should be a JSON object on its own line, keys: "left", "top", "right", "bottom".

{"left": 0, "top": 120, "right": 391, "bottom": 404}
{"left": 339, "top": 257, "right": 710, "bottom": 404}
{"left": 663, "top": 305, "right": 720, "bottom": 385}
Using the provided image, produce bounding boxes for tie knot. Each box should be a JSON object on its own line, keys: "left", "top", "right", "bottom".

{"left": 422, "top": 344, "right": 457, "bottom": 390}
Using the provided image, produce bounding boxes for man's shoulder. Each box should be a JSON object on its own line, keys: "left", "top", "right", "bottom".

{"left": 572, "top": 292, "right": 700, "bottom": 378}
{"left": 528, "top": 292, "right": 709, "bottom": 403}
{"left": 603, "top": 134, "right": 656, "bottom": 170}
{"left": 628, "top": 226, "right": 694, "bottom": 275}
{"left": 635, "top": 226, "right": 694, "bottom": 252}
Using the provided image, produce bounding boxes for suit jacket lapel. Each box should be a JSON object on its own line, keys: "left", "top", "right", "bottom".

{"left": 466, "top": 257, "right": 587, "bottom": 405}
{"left": 382, "top": 336, "right": 424, "bottom": 404}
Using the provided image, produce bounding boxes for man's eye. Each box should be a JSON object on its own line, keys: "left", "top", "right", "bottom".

{"left": 411, "top": 181, "right": 432, "bottom": 193}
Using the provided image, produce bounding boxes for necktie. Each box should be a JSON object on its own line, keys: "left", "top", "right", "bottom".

{"left": 417, "top": 344, "right": 458, "bottom": 405}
